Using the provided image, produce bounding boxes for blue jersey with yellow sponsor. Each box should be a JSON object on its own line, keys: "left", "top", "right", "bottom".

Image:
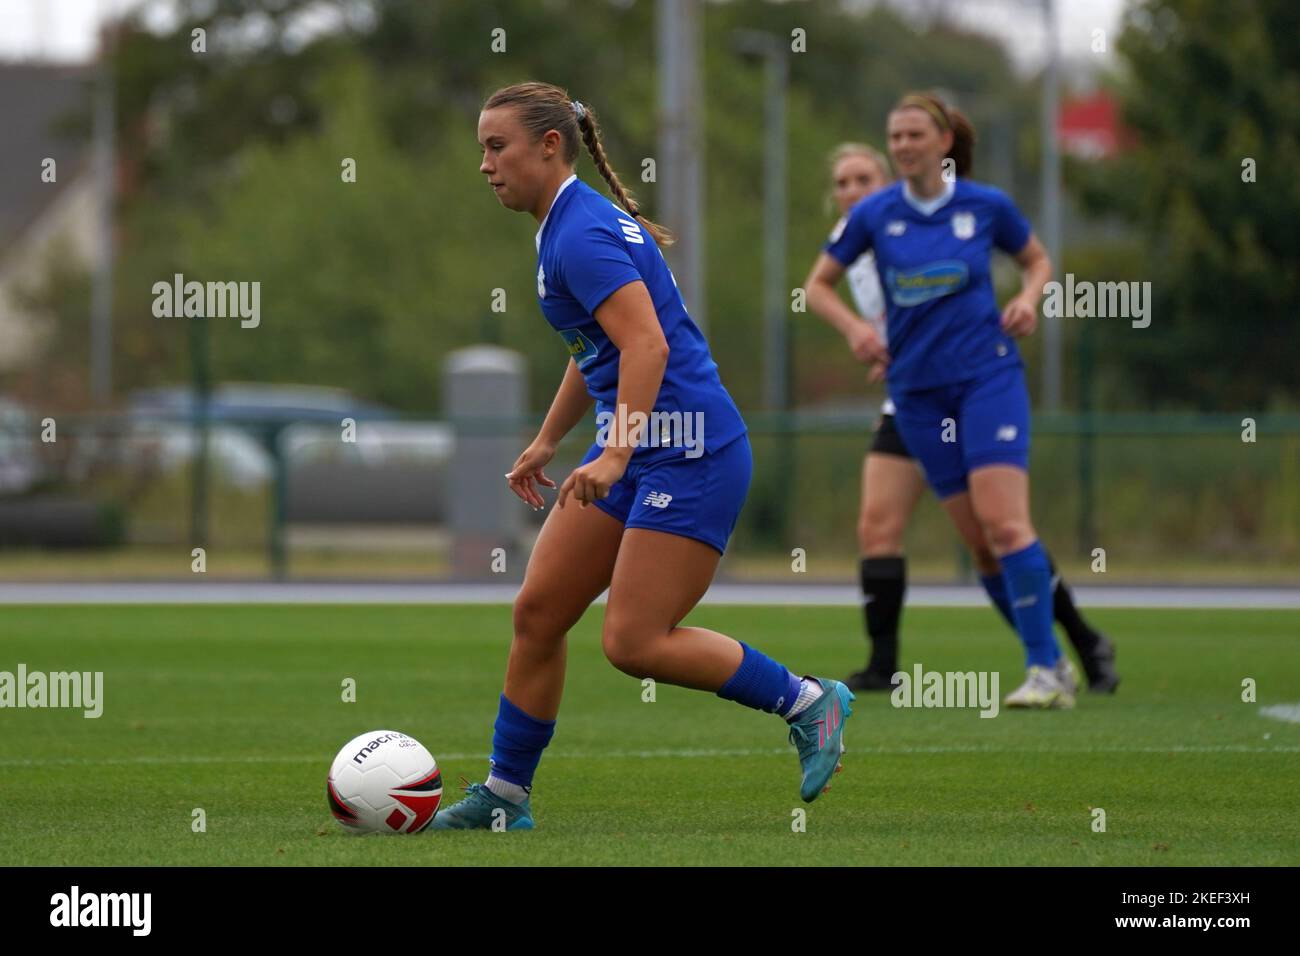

{"left": 535, "top": 176, "right": 746, "bottom": 458}
{"left": 823, "top": 179, "right": 1032, "bottom": 394}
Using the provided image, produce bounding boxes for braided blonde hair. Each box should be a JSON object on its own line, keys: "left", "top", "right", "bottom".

{"left": 484, "top": 82, "right": 674, "bottom": 246}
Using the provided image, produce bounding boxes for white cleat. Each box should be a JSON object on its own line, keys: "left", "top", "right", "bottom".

{"left": 1054, "top": 657, "right": 1079, "bottom": 701}
{"left": 1004, "top": 664, "right": 1075, "bottom": 709}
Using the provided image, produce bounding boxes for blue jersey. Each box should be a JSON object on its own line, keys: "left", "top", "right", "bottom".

{"left": 535, "top": 176, "right": 746, "bottom": 458}
{"left": 823, "top": 179, "right": 1032, "bottom": 394}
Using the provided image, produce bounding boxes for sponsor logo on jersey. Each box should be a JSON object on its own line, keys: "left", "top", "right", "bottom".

{"left": 885, "top": 259, "right": 969, "bottom": 307}
{"left": 951, "top": 211, "right": 976, "bottom": 239}
{"left": 559, "top": 327, "right": 599, "bottom": 369}
{"left": 642, "top": 491, "right": 672, "bottom": 509}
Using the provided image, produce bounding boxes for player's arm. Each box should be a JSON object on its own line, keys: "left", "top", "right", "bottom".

{"left": 557, "top": 280, "right": 668, "bottom": 508}
{"left": 1000, "top": 233, "right": 1052, "bottom": 337}
{"left": 595, "top": 281, "right": 669, "bottom": 463}
{"left": 536, "top": 358, "right": 594, "bottom": 449}
{"left": 508, "top": 361, "right": 592, "bottom": 509}
{"left": 804, "top": 253, "right": 889, "bottom": 365}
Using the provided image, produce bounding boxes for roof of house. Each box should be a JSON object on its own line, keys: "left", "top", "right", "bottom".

{"left": 0, "top": 62, "right": 96, "bottom": 259}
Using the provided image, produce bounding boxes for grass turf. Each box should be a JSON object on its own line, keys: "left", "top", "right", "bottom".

{"left": 1, "top": 604, "right": 1296, "bottom": 866}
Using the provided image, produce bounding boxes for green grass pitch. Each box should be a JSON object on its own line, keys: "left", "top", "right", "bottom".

{"left": 1, "top": 604, "right": 1296, "bottom": 866}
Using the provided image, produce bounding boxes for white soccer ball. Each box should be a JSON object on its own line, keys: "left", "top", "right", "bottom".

{"left": 327, "top": 730, "right": 442, "bottom": 834}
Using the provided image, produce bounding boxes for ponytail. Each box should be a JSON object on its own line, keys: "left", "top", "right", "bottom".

{"left": 575, "top": 102, "right": 674, "bottom": 247}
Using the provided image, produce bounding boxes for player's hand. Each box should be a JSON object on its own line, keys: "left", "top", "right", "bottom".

{"left": 845, "top": 322, "right": 889, "bottom": 365}
{"left": 557, "top": 451, "right": 628, "bottom": 509}
{"left": 1001, "top": 295, "right": 1039, "bottom": 337}
{"left": 867, "top": 361, "right": 887, "bottom": 385}
{"left": 506, "top": 439, "right": 558, "bottom": 510}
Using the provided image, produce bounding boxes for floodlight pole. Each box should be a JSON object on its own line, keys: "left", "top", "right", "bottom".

{"left": 1040, "top": 0, "right": 1063, "bottom": 412}
{"left": 656, "top": 0, "right": 706, "bottom": 331}
{"left": 732, "top": 30, "right": 789, "bottom": 412}
{"left": 91, "top": 17, "right": 116, "bottom": 407}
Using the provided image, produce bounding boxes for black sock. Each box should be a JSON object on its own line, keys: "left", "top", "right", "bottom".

{"left": 1047, "top": 554, "right": 1100, "bottom": 657}
{"left": 860, "top": 556, "right": 905, "bottom": 675}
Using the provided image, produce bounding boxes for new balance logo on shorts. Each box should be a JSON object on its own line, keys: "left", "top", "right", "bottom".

{"left": 642, "top": 491, "right": 672, "bottom": 509}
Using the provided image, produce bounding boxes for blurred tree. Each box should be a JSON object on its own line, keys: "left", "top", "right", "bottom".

{"left": 1070, "top": 0, "right": 1300, "bottom": 410}
{"left": 15, "top": 0, "right": 1038, "bottom": 415}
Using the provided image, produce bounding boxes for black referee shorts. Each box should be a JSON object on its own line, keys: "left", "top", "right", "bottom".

{"left": 869, "top": 412, "right": 913, "bottom": 459}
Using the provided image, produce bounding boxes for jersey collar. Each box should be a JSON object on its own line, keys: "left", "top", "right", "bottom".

{"left": 535, "top": 173, "right": 579, "bottom": 251}
{"left": 901, "top": 177, "right": 956, "bottom": 216}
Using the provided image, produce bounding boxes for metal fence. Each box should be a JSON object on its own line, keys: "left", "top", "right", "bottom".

{"left": 2, "top": 411, "right": 1297, "bottom": 582}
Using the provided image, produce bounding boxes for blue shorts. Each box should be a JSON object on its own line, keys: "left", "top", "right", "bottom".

{"left": 580, "top": 434, "right": 752, "bottom": 555}
{"left": 891, "top": 364, "right": 1031, "bottom": 499}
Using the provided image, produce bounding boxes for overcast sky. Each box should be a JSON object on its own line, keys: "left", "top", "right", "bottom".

{"left": 0, "top": 0, "right": 1127, "bottom": 72}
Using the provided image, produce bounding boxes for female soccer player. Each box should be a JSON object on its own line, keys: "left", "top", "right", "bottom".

{"left": 806, "top": 93, "right": 1114, "bottom": 708}
{"left": 432, "top": 82, "right": 854, "bottom": 830}
{"left": 812, "top": 141, "right": 1117, "bottom": 695}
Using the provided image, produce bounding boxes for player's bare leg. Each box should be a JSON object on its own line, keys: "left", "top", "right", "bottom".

{"left": 943, "top": 483, "right": 1113, "bottom": 692}
{"left": 432, "top": 499, "right": 623, "bottom": 830}
{"left": 859, "top": 453, "right": 926, "bottom": 558}
{"left": 505, "top": 500, "right": 624, "bottom": 719}
{"left": 600, "top": 528, "right": 738, "bottom": 688}
{"left": 939, "top": 490, "right": 1001, "bottom": 575}
{"left": 602, "top": 529, "right": 854, "bottom": 802}
{"left": 966, "top": 466, "right": 1072, "bottom": 708}
{"left": 968, "top": 465, "right": 1035, "bottom": 557}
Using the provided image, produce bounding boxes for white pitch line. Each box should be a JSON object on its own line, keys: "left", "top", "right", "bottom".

{"left": 2, "top": 743, "right": 1297, "bottom": 769}
{"left": 1261, "top": 704, "right": 1300, "bottom": 724}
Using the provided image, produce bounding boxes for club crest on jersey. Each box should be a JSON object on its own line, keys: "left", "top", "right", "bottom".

{"left": 951, "top": 211, "right": 976, "bottom": 240}
{"left": 537, "top": 265, "right": 546, "bottom": 298}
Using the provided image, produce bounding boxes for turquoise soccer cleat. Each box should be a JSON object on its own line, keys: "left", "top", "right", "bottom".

{"left": 427, "top": 777, "right": 535, "bottom": 831}
{"left": 787, "top": 678, "right": 855, "bottom": 803}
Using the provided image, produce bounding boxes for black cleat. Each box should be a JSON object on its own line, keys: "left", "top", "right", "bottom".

{"left": 844, "top": 667, "right": 898, "bottom": 692}
{"left": 1082, "top": 634, "right": 1120, "bottom": 694}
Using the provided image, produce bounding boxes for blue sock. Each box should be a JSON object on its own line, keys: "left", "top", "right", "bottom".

{"left": 979, "top": 572, "right": 1015, "bottom": 628}
{"left": 717, "top": 642, "right": 803, "bottom": 717}
{"left": 488, "top": 694, "right": 555, "bottom": 789}
{"left": 999, "top": 541, "right": 1061, "bottom": 668}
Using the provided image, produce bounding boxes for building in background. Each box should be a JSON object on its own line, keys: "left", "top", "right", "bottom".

{"left": 0, "top": 63, "right": 97, "bottom": 372}
{"left": 1059, "top": 89, "right": 1131, "bottom": 160}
